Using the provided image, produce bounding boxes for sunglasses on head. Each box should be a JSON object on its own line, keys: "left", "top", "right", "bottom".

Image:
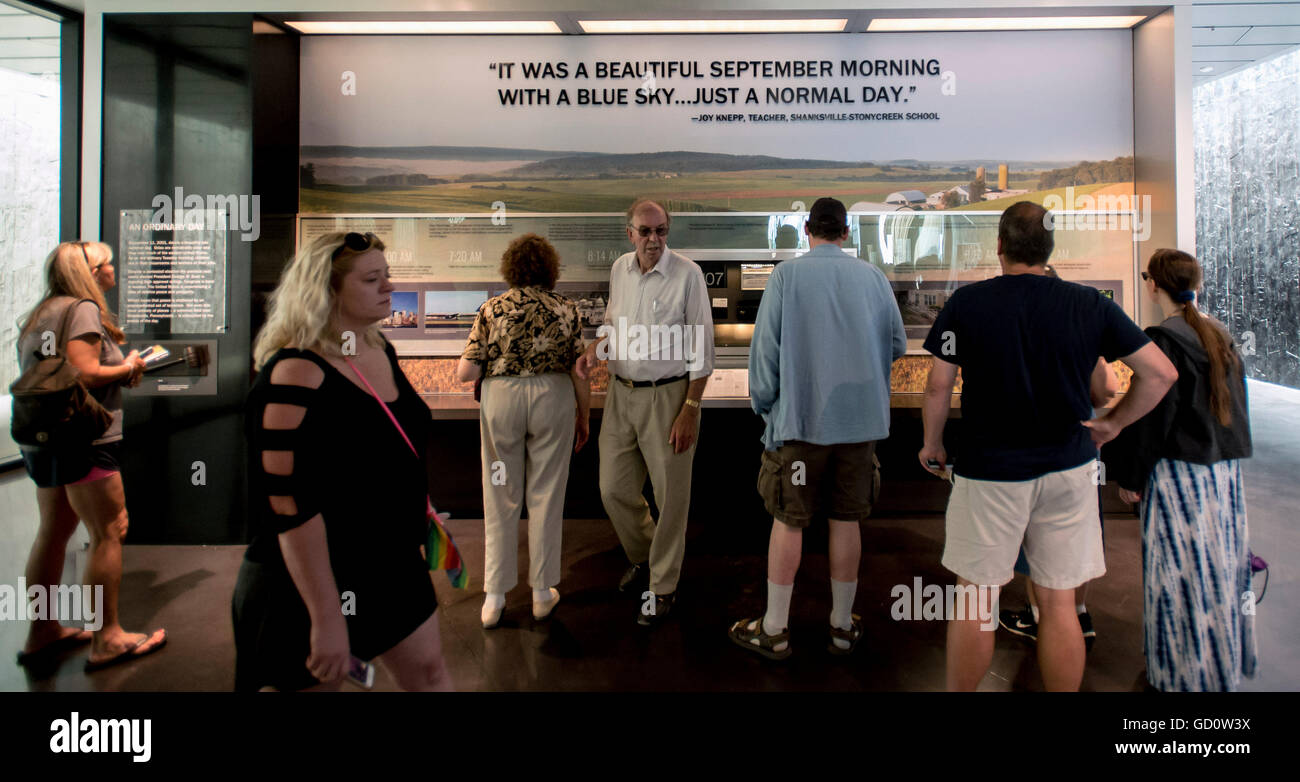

{"left": 78, "top": 241, "right": 105, "bottom": 271}
{"left": 332, "top": 231, "right": 378, "bottom": 260}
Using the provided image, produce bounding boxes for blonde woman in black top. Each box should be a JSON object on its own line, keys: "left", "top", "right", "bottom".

{"left": 234, "top": 231, "right": 452, "bottom": 691}
{"left": 459, "top": 234, "right": 590, "bottom": 628}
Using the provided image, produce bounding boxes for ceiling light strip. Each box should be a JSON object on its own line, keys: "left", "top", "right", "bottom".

{"left": 868, "top": 16, "right": 1146, "bottom": 32}
{"left": 285, "top": 21, "right": 562, "bottom": 35}
{"left": 579, "top": 19, "right": 847, "bottom": 34}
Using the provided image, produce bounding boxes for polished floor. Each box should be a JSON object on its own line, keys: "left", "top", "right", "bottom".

{"left": 2, "top": 379, "right": 1297, "bottom": 692}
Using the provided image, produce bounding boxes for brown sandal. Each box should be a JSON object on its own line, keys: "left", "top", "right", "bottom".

{"left": 728, "top": 617, "right": 792, "bottom": 660}
{"left": 827, "top": 614, "right": 863, "bottom": 656}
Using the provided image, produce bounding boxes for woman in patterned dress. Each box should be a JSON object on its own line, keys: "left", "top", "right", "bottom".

{"left": 1102, "top": 249, "right": 1255, "bottom": 691}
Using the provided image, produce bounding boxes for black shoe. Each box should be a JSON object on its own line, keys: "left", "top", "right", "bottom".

{"left": 618, "top": 561, "right": 649, "bottom": 593}
{"left": 637, "top": 591, "right": 675, "bottom": 626}
{"left": 999, "top": 607, "right": 1038, "bottom": 642}
{"left": 1079, "top": 611, "right": 1096, "bottom": 651}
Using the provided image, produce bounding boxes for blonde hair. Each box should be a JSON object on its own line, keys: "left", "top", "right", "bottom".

{"left": 18, "top": 241, "right": 124, "bottom": 344}
{"left": 253, "top": 231, "right": 388, "bottom": 369}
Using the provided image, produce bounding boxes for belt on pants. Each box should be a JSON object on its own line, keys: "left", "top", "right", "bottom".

{"left": 614, "top": 373, "right": 688, "bottom": 388}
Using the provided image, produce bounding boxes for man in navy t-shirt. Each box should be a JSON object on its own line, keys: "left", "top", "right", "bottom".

{"left": 919, "top": 201, "right": 1178, "bottom": 692}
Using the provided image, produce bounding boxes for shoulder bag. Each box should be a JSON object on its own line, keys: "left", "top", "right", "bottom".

{"left": 9, "top": 298, "right": 113, "bottom": 448}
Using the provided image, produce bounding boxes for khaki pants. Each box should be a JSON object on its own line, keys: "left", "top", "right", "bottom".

{"left": 479, "top": 374, "right": 575, "bottom": 595}
{"left": 598, "top": 378, "right": 698, "bottom": 595}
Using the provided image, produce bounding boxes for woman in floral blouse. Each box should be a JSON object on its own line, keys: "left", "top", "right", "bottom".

{"left": 458, "top": 234, "right": 591, "bottom": 628}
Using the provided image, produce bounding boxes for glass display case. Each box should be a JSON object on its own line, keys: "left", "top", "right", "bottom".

{"left": 299, "top": 208, "right": 1140, "bottom": 400}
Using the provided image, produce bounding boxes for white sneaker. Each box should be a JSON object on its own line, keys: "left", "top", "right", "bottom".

{"left": 532, "top": 588, "right": 560, "bottom": 620}
{"left": 481, "top": 595, "right": 506, "bottom": 629}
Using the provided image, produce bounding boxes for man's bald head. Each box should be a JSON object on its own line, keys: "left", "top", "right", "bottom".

{"left": 626, "top": 198, "right": 671, "bottom": 230}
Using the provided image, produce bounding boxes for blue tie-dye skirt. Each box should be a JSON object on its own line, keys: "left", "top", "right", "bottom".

{"left": 1141, "top": 458, "right": 1258, "bottom": 691}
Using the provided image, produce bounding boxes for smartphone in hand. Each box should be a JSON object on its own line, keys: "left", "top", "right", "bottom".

{"left": 347, "top": 656, "right": 375, "bottom": 689}
{"left": 137, "top": 344, "right": 170, "bottom": 366}
{"left": 926, "top": 459, "right": 954, "bottom": 483}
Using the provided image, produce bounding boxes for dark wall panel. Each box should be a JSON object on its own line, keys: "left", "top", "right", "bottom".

{"left": 101, "top": 14, "right": 255, "bottom": 543}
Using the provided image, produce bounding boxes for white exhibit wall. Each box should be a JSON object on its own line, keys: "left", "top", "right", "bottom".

{"left": 0, "top": 66, "right": 61, "bottom": 391}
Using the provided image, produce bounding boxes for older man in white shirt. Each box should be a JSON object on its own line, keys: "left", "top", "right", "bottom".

{"left": 577, "top": 198, "right": 715, "bottom": 626}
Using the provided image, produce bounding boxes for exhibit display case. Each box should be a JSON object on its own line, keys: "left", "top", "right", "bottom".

{"left": 298, "top": 208, "right": 1139, "bottom": 414}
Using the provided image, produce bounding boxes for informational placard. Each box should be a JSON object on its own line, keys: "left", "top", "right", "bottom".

{"left": 703, "top": 368, "right": 749, "bottom": 399}
{"left": 741, "top": 263, "right": 775, "bottom": 290}
{"left": 298, "top": 213, "right": 805, "bottom": 285}
{"left": 299, "top": 215, "right": 624, "bottom": 283}
{"left": 118, "top": 209, "right": 228, "bottom": 334}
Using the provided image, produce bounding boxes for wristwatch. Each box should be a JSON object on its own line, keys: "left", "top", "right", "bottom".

{"left": 683, "top": 398, "right": 700, "bottom": 409}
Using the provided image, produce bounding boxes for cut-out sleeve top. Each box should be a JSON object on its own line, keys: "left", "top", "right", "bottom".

{"left": 243, "top": 344, "right": 432, "bottom": 572}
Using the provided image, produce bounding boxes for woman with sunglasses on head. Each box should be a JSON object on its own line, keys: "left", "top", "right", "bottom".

{"left": 14, "top": 241, "right": 164, "bottom": 672}
{"left": 1101, "top": 249, "right": 1255, "bottom": 691}
{"left": 233, "top": 231, "right": 453, "bottom": 691}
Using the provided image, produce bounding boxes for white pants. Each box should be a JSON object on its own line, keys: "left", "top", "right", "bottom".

{"left": 479, "top": 374, "right": 575, "bottom": 594}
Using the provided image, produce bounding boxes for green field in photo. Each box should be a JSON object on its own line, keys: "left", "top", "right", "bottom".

{"left": 299, "top": 167, "right": 1047, "bottom": 214}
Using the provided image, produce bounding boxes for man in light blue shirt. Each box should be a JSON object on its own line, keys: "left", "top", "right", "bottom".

{"left": 728, "top": 197, "right": 905, "bottom": 660}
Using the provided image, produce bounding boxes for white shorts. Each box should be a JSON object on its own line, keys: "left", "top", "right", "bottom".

{"left": 941, "top": 459, "right": 1105, "bottom": 590}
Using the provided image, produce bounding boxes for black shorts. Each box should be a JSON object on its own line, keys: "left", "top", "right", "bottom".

{"left": 20, "top": 441, "right": 123, "bottom": 488}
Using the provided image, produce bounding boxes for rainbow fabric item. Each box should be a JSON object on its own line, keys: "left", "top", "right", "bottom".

{"left": 425, "top": 502, "right": 467, "bottom": 589}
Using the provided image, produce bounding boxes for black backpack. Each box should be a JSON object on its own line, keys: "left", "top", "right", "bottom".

{"left": 9, "top": 298, "right": 113, "bottom": 448}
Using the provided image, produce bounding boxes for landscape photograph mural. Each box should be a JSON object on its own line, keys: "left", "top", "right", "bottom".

{"left": 300, "top": 31, "right": 1136, "bottom": 215}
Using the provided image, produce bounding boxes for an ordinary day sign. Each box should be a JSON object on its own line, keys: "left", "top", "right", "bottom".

{"left": 118, "top": 205, "right": 228, "bottom": 334}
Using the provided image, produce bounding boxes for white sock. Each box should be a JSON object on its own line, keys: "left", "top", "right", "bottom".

{"left": 830, "top": 579, "right": 857, "bottom": 649}
{"left": 1029, "top": 605, "right": 1040, "bottom": 623}
{"left": 763, "top": 580, "right": 793, "bottom": 636}
{"left": 1076, "top": 603, "right": 1087, "bottom": 615}
{"left": 830, "top": 579, "right": 856, "bottom": 628}
{"left": 482, "top": 592, "right": 505, "bottom": 623}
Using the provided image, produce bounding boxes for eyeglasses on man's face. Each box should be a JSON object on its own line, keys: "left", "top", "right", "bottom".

{"left": 1141, "top": 271, "right": 1150, "bottom": 281}
{"left": 631, "top": 225, "right": 668, "bottom": 238}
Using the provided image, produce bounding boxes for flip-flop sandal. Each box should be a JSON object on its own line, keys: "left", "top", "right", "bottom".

{"left": 827, "top": 614, "right": 863, "bottom": 656}
{"left": 16, "top": 630, "right": 93, "bottom": 667}
{"left": 84, "top": 629, "right": 167, "bottom": 673}
{"left": 728, "top": 617, "right": 792, "bottom": 661}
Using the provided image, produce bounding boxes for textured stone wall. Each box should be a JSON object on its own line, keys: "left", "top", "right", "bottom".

{"left": 0, "top": 67, "right": 61, "bottom": 390}
{"left": 1194, "top": 48, "right": 1300, "bottom": 389}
